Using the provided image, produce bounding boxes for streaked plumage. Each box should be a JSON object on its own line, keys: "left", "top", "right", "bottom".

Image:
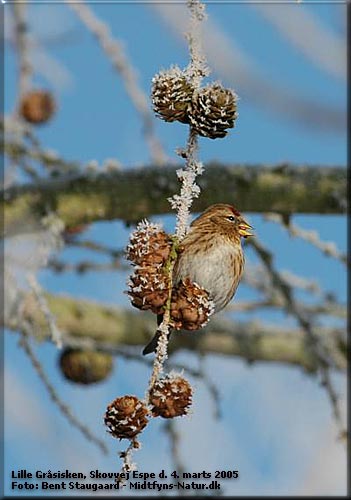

{"left": 143, "top": 204, "right": 252, "bottom": 355}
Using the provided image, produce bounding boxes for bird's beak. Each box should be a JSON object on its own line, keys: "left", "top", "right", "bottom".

{"left": 238, "top": 221, "right": 253, "bottom": 238}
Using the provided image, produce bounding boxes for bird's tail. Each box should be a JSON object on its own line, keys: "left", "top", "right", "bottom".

{"left": 142, "top": 314, "right": 171, "bottom": 355}
{"left": 142, "top": 331, "right": 161, "bottom": 355}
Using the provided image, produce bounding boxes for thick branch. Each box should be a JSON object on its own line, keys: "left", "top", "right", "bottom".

{"left": 2, "top": 161, "right": 346, "bottom": 236}
{"left": 5, "top": 292, "right": 346, "bottom": 373}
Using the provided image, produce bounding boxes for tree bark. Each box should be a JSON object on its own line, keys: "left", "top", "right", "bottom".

{"left": 6, "top": 292, "right": 346, "bottom": 373}
{"left": 2, "top": 160, "right": 346, "bottom": 237}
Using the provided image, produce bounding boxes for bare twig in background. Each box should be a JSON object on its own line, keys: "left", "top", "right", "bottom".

{"left": 27, "top": 273, "right": 63, "bottom": 348}
{"left": 7, "top": 3, "right": 34, "bottom": 186}
{"left": 4, "top": 213, "right": 64, "bottom": 331}
{"left": 66, "top": 1, "right": 166, "bottom": 166}
{"left": 253, "top": 4, "right": 346, "bottom": 80}
{"left": 5, "top": 5, "right": 73, "bottom": 91}
{"left": 228, "top": 297, "right": 346, "bottom": 320}
{"left": 66, "top": 238, "right": 124, "bottom": 258}
{"left": 48, "top": 257, "right": 128, "bottom": 275}
{"left": 197, "top": 354, "right": 221, "bottom": 419}
{"left": 264, "top": 213, "right": 347, "bottom": 265}
{"left": 2, "top": 132, "right": 80, "bottom": 178}
{"left": 3, "top": 116, "right": 41, "bottom": 149}
{"left": 3, "top": 117, "right": 56, "bottom": 182}
{"left": 12, "top": 2, "right": 33, "bottom": 111}
{"left": 244, "top": 265, "right": 318, "bottom": 296}
{"left": 164, "top": 421, "right": 187, "bottom": 479}
{"left": 239, "top": 264, "right": 346, "bottom": 321}
{"left": 18, "top": 326, "right": 108, "bottom": 454}
{"left": 248, "top": 237, "right": 345, "bottom": 434}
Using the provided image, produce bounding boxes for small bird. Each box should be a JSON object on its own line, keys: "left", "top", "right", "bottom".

{"left": 142, "top": 204, "right": 253, "bottom": 355}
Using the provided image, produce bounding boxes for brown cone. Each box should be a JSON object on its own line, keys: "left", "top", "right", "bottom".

{"left": 20, "top": 90, "right": 56, "bottom": 125}
{"left": 189, "top": 83, "right": 237, "bottom": 139}
{"left": 59, "top": 348, "right": 113, "bottom": 385}
{"left": 150, "top": 375, "right": 192, "bottom": 418}
{"left": 170, "top": 279, "right": 214, "bottom": 330}
{"left": 128, "top": 266, "right": 170, "bottom": 314}
{"left": 104, "top": 396, "right": 149, "bottom": 439}
{"left": 152, "top": 67, "right": 194, "bottom": 124}
{"left": 126, "top": 221, "right": 172, "bottom": 267}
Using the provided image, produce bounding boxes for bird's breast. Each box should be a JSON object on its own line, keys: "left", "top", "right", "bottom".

{"left": 174, "top": 240, "right": 244, "bottom": 312}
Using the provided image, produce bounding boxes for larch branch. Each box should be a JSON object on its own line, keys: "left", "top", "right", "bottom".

{"left": 2, "top": 161, "right": 346, "bottom": 237}
{"left": 5, "top": 292, "right": 346, "bottom": 374}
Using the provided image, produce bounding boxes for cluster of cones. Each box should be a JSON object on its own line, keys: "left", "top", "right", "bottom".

{"left": 151, "top": 65, "right": 237, "bottom": 139}
{"left": 104, "top": 374, "right": 193, "bottom": 440}
{"left": 126, "top": 220, "right": 214, "bottom": 331}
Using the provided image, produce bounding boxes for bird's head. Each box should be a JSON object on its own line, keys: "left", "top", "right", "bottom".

{"left": 192, "top": 203, "right": 253, "bottom": 239}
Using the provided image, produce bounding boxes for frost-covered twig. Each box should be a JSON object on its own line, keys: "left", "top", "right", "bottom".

{"left": 184, "top": 0, "right": 209, "bottom": 87}
{"left": 116, "top": 439, "right": 138, "bottom": 488}
{"left": 169, "top": 0, "right": 209, "bottom": 239}
{"left": 26, "top": 273, "right": 63, "bottom": 348}
{"left": 146, "top": 296, "right": 173, "bottom": 395}
{"left": 264, "top": 213, "right": 347, "bottom": 265}
{"left": 18, "top": 326, "right": 108, "bottom": 454}
{"left": 171, "top": 131, "right": 203, "bottom": 240}
{"left": 148, "top": 0, "right": 209, "bottom": 392}
{"left": 66, "top": 1, "right": 165, "bottom": 166}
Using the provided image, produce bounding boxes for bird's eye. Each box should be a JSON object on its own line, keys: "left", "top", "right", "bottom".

{"left": 226, "top": 216, "right": 236, "bottom": 222}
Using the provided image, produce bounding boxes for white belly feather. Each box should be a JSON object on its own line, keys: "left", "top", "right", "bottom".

{"left": 174, "top": 242, "right": 244, "bottom": 312}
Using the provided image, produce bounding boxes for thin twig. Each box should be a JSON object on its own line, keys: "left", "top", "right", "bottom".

{"left": 198, "top": 354, "right": 221, "bottom": 419}
{"left": 116, "top": 438, "right": 138, "bottom": 488}
{"left": 264, "top": 213, "right": 347, "bottom": 265}
{"left": 243, "top": 264, "right": 338, "bottom": 303}
{"left": 248, "top": 237, "right": 345, "bottom": 434}
{"left": 227, "top": 297, "right": 346, "bottom": 320}
{"left": 7, "top": 4, "right": 34, "bottom": 183}
{"left": 164, "top": 421, "right": 187, "bottom": 479}
{"left": 254, "top": 3, "right": 346, "bottom": 80}
{"left": 12, "top": 3, "right": 33, "bottom": 113}
{"left": 26, "top": 273, "right": 63, "bottom": 348}
{"left": 18, "top": 326, "right": 108, "bottom": 454}
{"left": 66, "top": 1, "right": 166, "bottom": 166}
{"left": 48, "top": 257, "right": 128, "bottom": 275}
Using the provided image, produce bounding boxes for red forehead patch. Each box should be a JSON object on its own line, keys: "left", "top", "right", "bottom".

{"left": 230, "top": 206, "right": 241, "bottom": 217}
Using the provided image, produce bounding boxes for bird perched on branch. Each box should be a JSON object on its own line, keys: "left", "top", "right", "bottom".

{"left": 142, "top": 204, "right": 253, "bottom": 355}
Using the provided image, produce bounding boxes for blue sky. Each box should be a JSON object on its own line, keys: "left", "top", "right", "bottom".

{"left": 4, "top": 1, "right": 347, "bottom": 497}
